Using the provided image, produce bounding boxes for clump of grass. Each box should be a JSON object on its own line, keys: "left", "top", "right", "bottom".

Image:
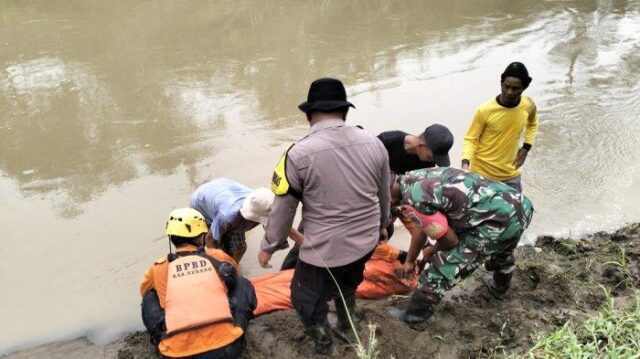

{"left": 527, "top": 287, "right": 640, "bottom": 358}
{"left": 604, "top": 248, "right": 633, "bottom": 289}
{"left": 550, "top": 240, "right": 578, "bottom": 256}
{"left": 355, "top": 323, "right": 381, "bottom": 359}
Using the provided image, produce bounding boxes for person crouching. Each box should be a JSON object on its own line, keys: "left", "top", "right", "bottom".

{"left": 391, "top": 168, "right": 534, "bottom": 327}
{"left": 140, "top": 208, "right": 255, "bottom": 358}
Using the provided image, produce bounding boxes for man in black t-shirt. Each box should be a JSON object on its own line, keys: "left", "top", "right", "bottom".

{"left": 280, "top": 124, "right": 454, "bottom": 270}
{"left": 377, "top": 124, "right": 454, "bottom": 239}
{"left": 377, "top": 124, "right": 454, "bottom": 174}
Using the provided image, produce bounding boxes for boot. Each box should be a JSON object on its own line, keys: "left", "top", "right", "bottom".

{"left": 483, "top": 271, "right": 512, "bottom": 300}
{"left": 304, "top": 319, "right": 333, "bottom": 355}
{"left": 334, "top": 292, "right": 356, "bottom": 333}
{"left": 400, "top": 290, "right": 435, "bottom": 327}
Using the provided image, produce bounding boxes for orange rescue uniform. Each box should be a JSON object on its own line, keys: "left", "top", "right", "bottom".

{"left": 140, "top": 246, "right": 244, "bottom": 358}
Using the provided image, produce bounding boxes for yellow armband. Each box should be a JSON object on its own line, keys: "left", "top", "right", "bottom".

{"left": 271, "top": 144, "right": 302, "bottom": 200}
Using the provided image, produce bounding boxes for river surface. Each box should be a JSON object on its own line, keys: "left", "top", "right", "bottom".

{"left": 1, "top": 0, "right": 639, "bottom": 354}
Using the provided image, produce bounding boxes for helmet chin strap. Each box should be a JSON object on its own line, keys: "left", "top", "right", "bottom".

{"left": 198, "top": 233, "right": 206, "bottom": 254}
{"left": 167, "top": 235, "right": 177, "bottom": 262}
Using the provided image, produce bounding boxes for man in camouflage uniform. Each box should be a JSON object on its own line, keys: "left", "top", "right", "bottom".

{"left": 391, "top": 167, "right": 533, "bottom": 325}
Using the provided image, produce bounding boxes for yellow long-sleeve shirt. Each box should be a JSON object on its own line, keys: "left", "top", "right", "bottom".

{"left": 462, "top": 96, "right": 538, "bottom": 181}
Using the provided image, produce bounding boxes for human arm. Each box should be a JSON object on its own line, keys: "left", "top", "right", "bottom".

{"left": 204, "top": 230, "right": 217, "bottom": 248}
{"left": 139, "top": 267, "right": 154, "bottom": 296}
{"left": 523, "top": 100, "right": 539, "bottom": 148}
{"left": 259, "top": 155, "right": 301, "bottom": 268}
{"left": 396, "top": 230, "right": 428, "bottom": 279}
{"left": 514, "top": 148, "right": 529, "bottom": 169}
{"left": 398, "top": 206, "right": 457, "bottom": 275}
{"left": 214, "top": 211, "right": 239, "bottom": 244}
{"left": 461, "top": 109, "right": 485, "bottom": 169}
{"left": 515, "top": 100, "right": 539, "bottom": 168}
{"left": 378, "top": 150, "right": 391, "bottom": 230}
{"left": 461, "top": 160, "right": 470, "bottom": 171}
{"left": 426, "top": 227, "right": 459, "bottom": 254}
{"left": 288, "top": 228, "right": 304, "bottom": 246}
{"left": 259, "top": 194, "right": 299, "bottom": 268}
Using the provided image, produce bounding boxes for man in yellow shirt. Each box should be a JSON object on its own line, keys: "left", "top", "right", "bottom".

{"left": 461, "top": 62, "right": 539, "bottom": 191}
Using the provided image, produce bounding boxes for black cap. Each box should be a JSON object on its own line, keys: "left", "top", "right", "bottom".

{"left": 423, "top": 124, "right": 454, "bottom": 167}
{"left": 501, "top": 62, "right": 532, "bottom": 89}
{"left": 298, "top": 78, "right": 355, "bottom": 114}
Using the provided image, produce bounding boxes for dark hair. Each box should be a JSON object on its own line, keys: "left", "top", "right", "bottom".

{"left": 500, "top": 62, "right": 532, "bottom": 89}
{"left": 169, "top": 234, "right": 202, "bottom": 247}
{"left": 305, "top": 107, "right": 349, "bottom": 121}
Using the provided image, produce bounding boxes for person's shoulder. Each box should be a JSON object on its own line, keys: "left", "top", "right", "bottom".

{"left": 205, "top": 248, "right": 240, "bottom": 268}
{"left": 153, "top": 257, "right": 167, "bottom": 265}
{"left": 194, "top": 178, "right": 234, "bottom": 192}
{"left": 286, "top": 136, "right": 311, "bottom": 158}
{"left": 378, "top": 130, "right": 407, "bottom": 138}
{"left": 477, "top": 97, "right": 498, "bottom": 111}
{"left": 377, "top": 130, "right": 406, "bottom": 144}
{"left": 521, "top": 96, "right": 537, "bottom": 112}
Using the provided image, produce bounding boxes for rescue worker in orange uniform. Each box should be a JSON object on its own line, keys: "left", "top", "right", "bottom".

{"left": 140, "top": 208, "right": 254, "bottom": 358}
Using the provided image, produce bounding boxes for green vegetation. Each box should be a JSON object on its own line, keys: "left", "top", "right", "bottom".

{"left": 354, "top": 323, "right": 381, "bottom": 359}
{"left": 604, "top": 248, "right": 633, "bottom": 290}
{"left": 527, "top": 288, "right": 640, "bottom": 358}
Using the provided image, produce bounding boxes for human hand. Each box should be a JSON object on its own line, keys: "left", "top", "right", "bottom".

{"left": 258, "top": 250, "right": 273, "bottom": 269}
{"left": 395, "top": 260, "right": 416, "bottom": 279}
{"left": 379, "top": 226, "right": 389, "bottom": 242}
{"left": 422, "top": 245, "right": 436, "bottom": 262}
{"left": 514, "top": 148, "right": 528, "bottom": 169}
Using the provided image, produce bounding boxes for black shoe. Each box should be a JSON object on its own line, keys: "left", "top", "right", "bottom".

{"left": 398, "top": 290, "right": 435, "bottom": 329}
{"left": 304, "top": 321, "right": 333, "bottom": 355}
{"left": 482, "top": 274, "right": 509, "bottom": 300}
{"left": 334, "top": 293, "right": 356, "bottom": 333}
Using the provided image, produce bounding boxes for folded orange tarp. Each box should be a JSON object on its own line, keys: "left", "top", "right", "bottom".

{"left": 251, "top": 242, "right": 417, "bottom": 317}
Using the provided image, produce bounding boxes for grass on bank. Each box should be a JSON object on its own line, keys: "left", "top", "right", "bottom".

{"left": 527, "top": 288, "right": 640, "bottom": 359}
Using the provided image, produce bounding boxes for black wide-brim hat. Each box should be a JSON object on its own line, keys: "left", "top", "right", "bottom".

{"left": 298, "top": 77, "right": 355, "bottom": 114}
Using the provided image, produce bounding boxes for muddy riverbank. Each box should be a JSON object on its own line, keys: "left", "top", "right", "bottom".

{"left": 7, "top": 223, "right": 640, "bottom": 359}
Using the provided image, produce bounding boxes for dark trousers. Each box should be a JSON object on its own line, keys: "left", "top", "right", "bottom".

{"left": 290, "top": 250, "right": 373, "bottom": 326}
{"left": 281, "top": 243, "right": 300, "bottom": 270}
{"left": 280, "top": 221, "right": 305, "bottom": 270}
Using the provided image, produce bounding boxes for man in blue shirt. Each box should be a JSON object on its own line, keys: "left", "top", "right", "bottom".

{"left": 190, "top": 178, "right": 273, "bottom": 263}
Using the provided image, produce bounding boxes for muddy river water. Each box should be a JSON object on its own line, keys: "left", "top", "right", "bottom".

{"left": 1, "top": 0, "right": 639, "bottom": 354}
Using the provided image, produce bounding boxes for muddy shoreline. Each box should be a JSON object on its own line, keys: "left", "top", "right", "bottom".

{"left": 7, "top": 224, "right": 640, "bottom": 359}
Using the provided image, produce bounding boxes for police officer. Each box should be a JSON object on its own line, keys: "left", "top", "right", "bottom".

{"left": 258, "top": 78, "right": 390, "bottom": 355}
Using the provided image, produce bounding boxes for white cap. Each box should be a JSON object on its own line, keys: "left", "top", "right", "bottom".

{"left": 240, "top": 187, "right": 275, "bottom": 225}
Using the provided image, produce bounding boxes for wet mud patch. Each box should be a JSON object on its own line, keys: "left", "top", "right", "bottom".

{"left": 114, "top": 224, "right": 639, "bottom": 358}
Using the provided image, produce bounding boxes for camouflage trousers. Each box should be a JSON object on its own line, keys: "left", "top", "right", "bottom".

{"left": 416, "top": 230, "right": 520, "bottom": 303}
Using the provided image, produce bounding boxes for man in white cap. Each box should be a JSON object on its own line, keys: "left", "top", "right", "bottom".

{"left": 190, "top": 178, "right": 275, "bottom": 263}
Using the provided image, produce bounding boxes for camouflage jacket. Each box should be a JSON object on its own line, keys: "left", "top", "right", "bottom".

{"left": 400, "top": 167, "right": 533, "bottom": 238}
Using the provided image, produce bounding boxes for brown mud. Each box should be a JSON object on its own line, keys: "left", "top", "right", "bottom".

{"left": 237, "top": 224, "right": 640, "bottom": 359}
{"left": 16, "top": 224, "right": 640, "bottom": 359}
